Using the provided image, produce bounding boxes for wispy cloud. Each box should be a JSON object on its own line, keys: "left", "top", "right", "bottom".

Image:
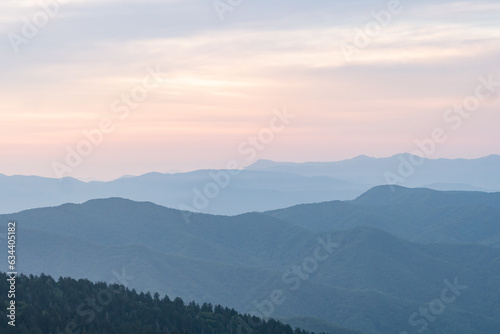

{"left": 1, "top": 0, "right": 499, "bottom": 179}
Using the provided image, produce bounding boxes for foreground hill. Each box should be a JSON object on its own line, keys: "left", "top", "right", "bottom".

{"left": 265, "top": 185, "right": 500, "bottom": 247}
{"left": 2, "top": 188, "right": 500, "bottom": 333}
{"left": 0, "top": 273, "right": 362, "bottom": 334}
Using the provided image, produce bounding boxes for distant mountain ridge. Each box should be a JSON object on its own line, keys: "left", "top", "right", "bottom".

{"left": 248, "top": 154, "right": 500, "bottom": 191}
{"left": 0, "top": 169, "right": 365, "bottom": 215}
{"left": 3, "top": 186, "right": 500, "bottom": 333}
{"left": 1, "top": 154, "right": 498, "bottom": 215}
{"left": 0, "top": 154, "right": 500, "bottom": 215}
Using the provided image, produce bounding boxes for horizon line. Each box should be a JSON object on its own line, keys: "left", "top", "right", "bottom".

{"left": 1, "top": 152, "right": 499, "bottom": 183}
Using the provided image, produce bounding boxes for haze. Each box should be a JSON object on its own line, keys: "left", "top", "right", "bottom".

{"left": 1, "top": 0, "right": 499, "bottom": 180}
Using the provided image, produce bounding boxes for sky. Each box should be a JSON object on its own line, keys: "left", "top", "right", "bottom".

{"left": 1, "top": 0, "right": 499, "bottom": 180}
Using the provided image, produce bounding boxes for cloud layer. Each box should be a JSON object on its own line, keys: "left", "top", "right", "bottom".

{"left": 1, "top": 0, "right": 499, "bottom": 179}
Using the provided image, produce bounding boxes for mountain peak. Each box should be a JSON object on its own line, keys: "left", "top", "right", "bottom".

{"left": 350, "top": 154, "right": 372, "bottom": 160}
{"left": 246, "top": 159, "right": 279, "bottom": 169}
{"left": 352, "top": 185, "right": 434, "bottom": 206}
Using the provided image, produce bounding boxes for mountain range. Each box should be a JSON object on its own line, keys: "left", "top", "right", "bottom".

{"left": 247, "top": 154, "right": 500, "bottom": 191}
{"left": 1, "top": 154, "right": 499, "bottom": 216}
{"left": 3, "top": 185, "right": 500, "bottom": 333}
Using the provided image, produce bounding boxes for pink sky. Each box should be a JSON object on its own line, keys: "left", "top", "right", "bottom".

{"left": 0, "top": 0, "right": 499, "bottom": 180}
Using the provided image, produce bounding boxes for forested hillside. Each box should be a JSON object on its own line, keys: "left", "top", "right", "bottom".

{"left": 3, "top": 187, "right": 500, "bottom": 333}
{"left": 0, "top": 273, "right": 362, "bottom": 334}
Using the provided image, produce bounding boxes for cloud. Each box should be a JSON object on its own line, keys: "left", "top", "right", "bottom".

{"left": 0, "top": 0, "right": 499, "bottom": 178}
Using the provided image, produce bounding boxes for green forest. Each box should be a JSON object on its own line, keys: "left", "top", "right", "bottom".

{"left": 0, "top": 272, "right": 361, "bottom": 334}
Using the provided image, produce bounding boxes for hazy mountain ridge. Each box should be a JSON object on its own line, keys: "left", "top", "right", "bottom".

{"left": 0, "top": 170, "right": 366, "bottom": 215}
{"left": 265, "top": 185, "right": 500, "bottom": 247}
{"left": 12, "top": 221, "right": 500, "bottom": 333}
{"left": 1, "top": 154, "right": 499, "bottom": 215}
{"left": 248, "top": 154, "right": 500, "bottom": 191}
{"left": 3, "top": 186, "right": 500, "bottom": 333}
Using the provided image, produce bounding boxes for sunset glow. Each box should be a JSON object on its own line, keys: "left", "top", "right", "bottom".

{"left": 1, "top": 0, "right": 499, "bottom": 180}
